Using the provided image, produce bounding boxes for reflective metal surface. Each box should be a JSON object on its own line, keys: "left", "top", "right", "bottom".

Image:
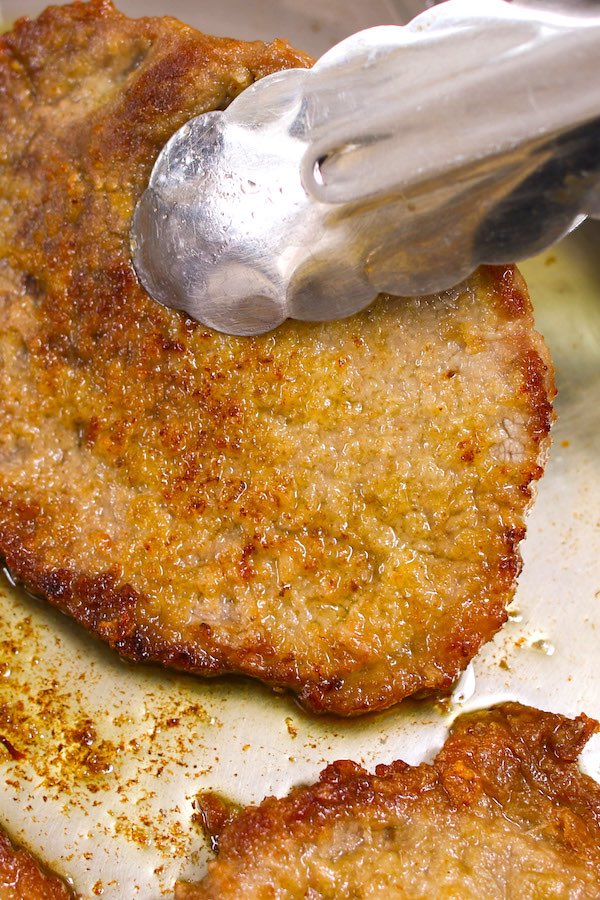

{"left": 132, "top": 0, "right": 600, "bottom": 334}
{"left": 0, "top": 3, "right": 599, "bottom": 899}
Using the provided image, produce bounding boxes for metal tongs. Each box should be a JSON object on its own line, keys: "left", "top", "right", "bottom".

{"left": 131, "top": 0, "right": 600, "bottom": 336}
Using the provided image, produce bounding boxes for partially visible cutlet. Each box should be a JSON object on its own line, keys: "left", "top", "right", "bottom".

{"left": 0, "top": 1, "right": 554, "bottom": 715}
{"left": 178, "top": 703, "right": 600, "bottom": 899}
{"left": 0, "top": 825, "right": 72, "bottom": 899}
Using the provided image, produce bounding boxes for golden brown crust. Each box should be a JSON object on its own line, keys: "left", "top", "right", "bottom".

{"left": 0, "top": 826, "right": 72, "bottom": 899}
{"left": 0, "top": 2, "right": 554, "bottom": 714}
{"left": 177, "top": 704, "right": 600, "bottom": 899}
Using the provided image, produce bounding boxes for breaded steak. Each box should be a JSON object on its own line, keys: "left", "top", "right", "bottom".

{"left": 0, "top": 826, "right": 72, "bottom": 899}
{"left": 177, "top": 703, "right": 600, "bottom": 899}
{"left": 0, "top": 1, "right": 554, "bottom": 715}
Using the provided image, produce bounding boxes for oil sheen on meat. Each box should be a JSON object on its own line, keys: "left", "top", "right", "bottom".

{"left": 0, "top": 1, "right": 555, "bottom": 715}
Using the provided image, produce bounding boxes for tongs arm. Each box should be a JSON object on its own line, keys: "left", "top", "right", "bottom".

{"left": 298, "top": 0, "right": 600, "bottom": 213}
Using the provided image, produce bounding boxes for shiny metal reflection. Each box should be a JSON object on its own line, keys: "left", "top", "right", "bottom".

{"left": 132, "top": 0, "right": 600, "bottom": 335}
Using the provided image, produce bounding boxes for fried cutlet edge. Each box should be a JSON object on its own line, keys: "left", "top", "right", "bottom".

{"left": 0, "top": 824, "right": 73, "bottom": 899}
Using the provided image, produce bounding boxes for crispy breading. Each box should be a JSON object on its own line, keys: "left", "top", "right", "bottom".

{"left": 0, "top": 826, "right": 72, "bottom": 899}
{"left": 0, "top": 1, "right": 554, "bottom": 714}
{"left": 177, "top": 704, "right": 600, "bottom": 899}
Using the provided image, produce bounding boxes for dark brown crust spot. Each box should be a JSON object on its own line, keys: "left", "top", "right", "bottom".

{"left": 481, "top": 264, "right": 530, "bottom": 319}
{"left": 194, "top": 793, "right": 241, "bottom": 853}
{"left": 520, "top": 347, "right": 557, "bottom": 442}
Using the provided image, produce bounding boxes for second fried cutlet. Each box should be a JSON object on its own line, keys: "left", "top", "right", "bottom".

{"left": 178, "top": 704, "right": 600, "bottom": 898}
